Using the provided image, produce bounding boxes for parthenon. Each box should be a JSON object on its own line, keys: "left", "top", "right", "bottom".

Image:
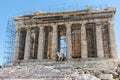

{"left": 13, "top": 7, "right": 119, "bottom": 61}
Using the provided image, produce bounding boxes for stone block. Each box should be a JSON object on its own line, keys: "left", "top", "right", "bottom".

{"left": 119, "top": 75, "right": 120, "bottom": 79}
{"left": 99, "top": 74, "right": 113, "bottom": 80}
{"left": 114, "top": 78, "right": 119, "bottom": 80}
{"left": 112, "top": 72, "right": 119, "bottom": 79}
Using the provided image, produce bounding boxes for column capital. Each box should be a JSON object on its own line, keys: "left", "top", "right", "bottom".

{"left": 110, "top": 17, "right": 114, "bottom": 22}
{"left": 16, "top": 27, "right": 22, "bottom": 31}
{"left": 39, "top": 26, "right": 44, "bottom": 29}
{"left": 39, "top": 27, "right": 44, "bottom": 33}
{"left": 95, "top": 25, "right": 101, "bottom": 30}
{"left": 16, "top": 27, "right": 26, "bottom": 31}
{"left": 81, "top": 21, "right": 87, "bottom": 24}
{"left": 109, "top": 19, "right": 114, "bottom": 25}
{"left": 65, "top": 23, "right": 72, "bottom": 28}
{"left": 50, "top": 23, "right": 58, "bottom": 27}
{"left": 25, "top": 27, "right": 32, "bottom": 30}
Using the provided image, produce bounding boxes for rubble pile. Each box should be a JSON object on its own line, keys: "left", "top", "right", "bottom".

{"left": 0, "top": 65, "right": 100, "bottom": 80}
{"left": 1, "top": 59, "right": 120, "bottom": 79}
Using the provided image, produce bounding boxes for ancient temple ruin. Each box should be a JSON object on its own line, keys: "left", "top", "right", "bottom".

{"left": 2, "top": 6, "right": 120, "bottom": 79}
{"left": 13, "top": 7, "right": 119, "bottom": 62}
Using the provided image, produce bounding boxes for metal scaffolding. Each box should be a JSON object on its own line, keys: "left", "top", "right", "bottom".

{"left": 4, "top": 18, "right": 16, "bottom": 63}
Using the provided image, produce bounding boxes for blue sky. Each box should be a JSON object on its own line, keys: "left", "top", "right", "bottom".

{"left": 0, "top": 0, "right": 120, "bottom": 66}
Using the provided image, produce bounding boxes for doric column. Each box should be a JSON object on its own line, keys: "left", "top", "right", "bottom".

{"left": 13, "top": 29, "right": 21, "bottom": 61}
{"left": 52, "top": 24, "right": 58, "bottom": 59}
{"left": 109, "top": 18, "right": 119, "bottom": 58}
{"left": 66, "top": 23, "right": 72, "bottom": 59}
{"left": 96, "top": 25, "right": 104, "bottom": 58}
{"left": 81, "top": 23, "right": 88, "bottom": 59}
{"left": 24, "top": 28, "right": 31, "bottom": 60}
{"left": 37, "top": 27, "right": 45, "bottom": 60}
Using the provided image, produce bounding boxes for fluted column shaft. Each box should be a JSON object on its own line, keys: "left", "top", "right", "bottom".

{"left": 52, "top": 24, "right": 58, "bottom": 59}
{"left": 96, "top": 25, "right": 104, "bottom": 58}
{"left": 81, "top": 23, "right": 88, "bottom": 59}
{"left": 109, "top": 18, "right": 119, "bottom": 58}
{"left": 24, "top": 28, "right": 31, "bottom": 60}
{"left": 13, "top": 30, "right": 21, "bottom": 61}
{"left": 37, "top": 27, "right": 45, "bottom": 60}
{"left": 66, "top": 23, "right": 72, "bottom": 59}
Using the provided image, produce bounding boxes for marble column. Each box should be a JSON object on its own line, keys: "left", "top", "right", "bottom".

{"left": 96, "top": 25, "right": 104, "bottom": 58}
{"left": 109, "top": 18, "right": 119, "bottom": 58}
{"left": 37, "top": 27, "right": 45, "bottom": 60}
{"left": 24, "top": 28, "right": 31, "bottom": 60}
{"left": 52, "top": 24, "right": 58, "bottom": 59}
{"left": 81, "top": 23, "right": 88, "bottom": 59}
{"left": 13, "top": 29, "right": 21, "bottom": 61}
{"left": 66, "top": 23, "right": 72, "bottom": 59}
